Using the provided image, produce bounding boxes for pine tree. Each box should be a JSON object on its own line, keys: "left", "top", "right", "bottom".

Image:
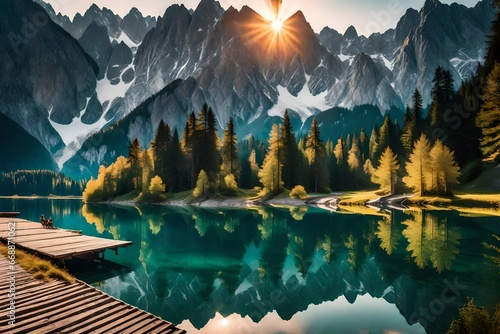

{"left": 429, "top": 67, "right": 454, "bottom": 132}
{"left": 359, "top": 128, "right": 369, "bottom": 161}
{"left": 378, "top": 115, "right": 392, "bottom": 155}
{"left": 430, "top": 67, "right": 445, "bottom": 127}
{"left": 403, "top": 134, "right": 432, "bottom": 196}
{"left": 403, "top": 104, "right": 411, "bottom": 125}
{"left": 220, "top": 118, "right": 241, "bottom": 181}
{"left": 428, "top": 140, "right": 461, "bottom": 195}
{"left": 141, "top": 149, "right": 154, "bottom": 193}
{"left": 372, "top": 147, "right": 400, "bottom": 194}
{"left": 348, "top": 133, "right": 361, "bottom": 171}
{"left": 128, "top": 138, "right": 142, "bottom": 190}
{"left": 258, "top": 124, "right": 283, "bottom": 195}
{"left": 281, "top": 110, "right": 301, "bottom": 188}
{"left": 181, "top": 112, "right": 196, "bottom": 188}
{"left": 484, "top": 0, "right": 500, "bottom": 76}
{"left": 166, "top": 129, "right": 183, "bottom": 192}
{"left": 195, "top": 105, "right": 220, "bottom": 186}
{"left": 477, "top": 62, "right": 500, "bottom": 160}
{"left": 249, "top": 149, "right": 259, "bottom": 188}
{"left": 193, "top": 170, "right": 209, "bottom": 198}
{"left": 151, "top": 120, "right": 170, "bottom": 183}
{"left": 401, "top": 89, "right": 425, "bottom": 154}
{"left": 333, "top": 136, "right": 347, "bottom": 189}
{"left": 305, "top": 119, "right": 330, "bottom": 193}
{"left": 348, "top": 132, "right": 362, "bottom": 189}
{"left": 369, "top": 125, "right": 380, "bottom": 164}
{"left": 334, "top": 136, "right": 346, "bottom": 166}
{"left": 412, "top": 89, "right": 424, "bottom": 123}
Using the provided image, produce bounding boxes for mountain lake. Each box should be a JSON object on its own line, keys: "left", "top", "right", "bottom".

{"left": 1, "top": 198, "right": 498, "bottom": 334}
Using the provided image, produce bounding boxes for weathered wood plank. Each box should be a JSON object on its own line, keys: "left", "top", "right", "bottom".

{"left": 79, "top": 306, "right": 139, "bottom": 333}
{"left": 19, "top": 236, "right": 106, "bottom": 249}
{"left": 8, "top": 233, "right": 82, "bottom": 243}
{"left": 87, "top": 308, "right": 158, "bottom": 333}
{"left": 9, "top": 295, "right": 111, "bottom": 334}
{"left": 0, "top": 281, "right": 65, "bottom": 308}
{"left": 48, "top": 299, "right": 126, "bottom": 333}
{"left": 101, "top": 310, "right": 157, "bottom": 333}
{"left": 127, "top": 320, "right": 175, "bottom": 334}
{"left": 64, "top": 303, "right": 132, "bottom": 334}
{"left": 0, "top": 219, "right": 131, "bottom": 260}
{"left": 0, "top": 212, "right": 20, "bottom": 217}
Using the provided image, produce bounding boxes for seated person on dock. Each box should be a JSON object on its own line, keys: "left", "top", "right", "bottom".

{"left": 40, "top": 214, "right": 54, "bottom": 229}
{"left": 46, "top": 217, "right": 54, "bottom": 229}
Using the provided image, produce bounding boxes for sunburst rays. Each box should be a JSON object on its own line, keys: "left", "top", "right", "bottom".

{"left": 241, "top": 12, "right": 302, "bottom": 60}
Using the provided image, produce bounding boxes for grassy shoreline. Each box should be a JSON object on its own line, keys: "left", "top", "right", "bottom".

{"left": 0, "top": 243, "right": 74, "bottom": 283}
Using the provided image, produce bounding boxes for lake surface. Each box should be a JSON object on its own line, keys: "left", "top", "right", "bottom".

{"left": 1, "top": 198, "right": 499, "bottom": 334}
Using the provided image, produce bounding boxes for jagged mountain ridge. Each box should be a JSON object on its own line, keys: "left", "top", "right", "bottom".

{"left": 0, "top": 0, "right": 494, "bottom": 175}
{"left": 60, "top": 0, "right": 494, "bottom": 179}
{"left": 34, "top": 1, "right": 157, "bottom": 44}
{"left": 107, "top": 1, "right": 344, "bottom": 127}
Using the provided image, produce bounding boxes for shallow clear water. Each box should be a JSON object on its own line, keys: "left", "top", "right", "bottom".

{"left": 2, "top": 198, "right": 499, "bottom": 334}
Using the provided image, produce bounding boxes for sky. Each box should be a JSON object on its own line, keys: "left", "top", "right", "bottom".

{"left": 44, "top": 0, "right": 481, "bottom": 36}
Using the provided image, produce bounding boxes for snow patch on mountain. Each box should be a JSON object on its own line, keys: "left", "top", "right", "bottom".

{"left": 267, "top": 85, "right": 332, "bottom": 121}
{"left": 338, "top": 54, "right": 355, "bottom": 65}
{"left": 49, "top": 100, "right": 110, "bottom": 167}
{"left": 113, "top": 32, "right": 139, "bottom": 48}
{"left": 373, "top": 54, "right": 394, "bottom": 71}
{"left": 96, "top": 73, "right": 135, "bottom": 105}
{"left": 450, "top": 51, "right": 484, "bottom": 80}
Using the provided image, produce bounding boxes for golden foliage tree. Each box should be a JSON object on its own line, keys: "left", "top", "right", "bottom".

{"left": 193, "top": 169, "right": 209, "bottom": 198}
{"left": 477, "top": 62, "right": 500, "bottom": 160}
{"left": 371, "top": 147, "right": 399, "bottom": 194}
{"left": 403, "top": 133, "right": 432, "bottom": 196}
{"left": 428, "top": 140, "right": 461, "bottom": 195}
{"left": 224, "top": 173, "right": 238, "bottom": 190}
{"left": 259, "top": 124, "right": 283, "bottom": 196}
{"left": 148, "top": 176, "right": 166, "bottom": 196}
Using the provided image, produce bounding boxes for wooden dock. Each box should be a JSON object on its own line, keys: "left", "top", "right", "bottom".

{"left": 0, "top": 255, "right": 185, "bottom": 333}
{"left": 0, "top": 212, "right": 20, "bottom": 218}
{"left": 0, "top": 218, "right": 132, "bottom": 261}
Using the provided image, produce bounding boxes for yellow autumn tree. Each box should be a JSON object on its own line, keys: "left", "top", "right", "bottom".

{"left": 224, "top": 173, "right": 238, "bottom": 190}
{"left": 371, "top": 147, "right": 400, "bottom": 194}
{"left": 148, "top": 176, "right": 166, "bottom": 195}
{"left": 427, "top": 140, "right": 461, "bottom": 195}
{"left": 258, "top": 124, "right": 283, "bottom": 196}
{"left": 403, "top": 133, "right": 431, "bottom": 196}
{"left": 193, "top": 169, "right": 209, "bottom": 198}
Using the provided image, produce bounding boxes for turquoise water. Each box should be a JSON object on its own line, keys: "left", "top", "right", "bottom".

{"left": 1, "top": 198, "right": 499, "bottom": 334}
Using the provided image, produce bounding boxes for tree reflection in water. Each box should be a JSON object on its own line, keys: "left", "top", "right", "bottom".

{"left": 75, "top": 203, "right": 498, "bottom": 334}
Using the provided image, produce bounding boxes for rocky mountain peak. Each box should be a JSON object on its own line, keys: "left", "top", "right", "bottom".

{"left": 422, "top": 0, "right": 442, "bottom": 14}
{"left": 79, "top": 20, "right": 112, "bottom": 80}
{"left": 344, "top": 25, "right": 359, "bottom": 39}
{"left": 395, "top": 8, "right": 419, "bottom": 44}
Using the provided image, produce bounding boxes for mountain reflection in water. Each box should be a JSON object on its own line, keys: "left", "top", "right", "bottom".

{"left": 1, "top": 198, "right": 498, "bottom": 334}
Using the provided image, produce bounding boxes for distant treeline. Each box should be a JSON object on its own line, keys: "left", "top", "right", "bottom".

{"left": 0, "top": 170, "right": 85, "bottom": 196}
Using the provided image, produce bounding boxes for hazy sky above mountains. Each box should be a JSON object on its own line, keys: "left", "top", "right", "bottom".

{"left": 44, "top": 0, "right": 481, "bottom": 35}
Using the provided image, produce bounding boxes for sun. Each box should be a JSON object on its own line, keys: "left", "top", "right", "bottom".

{"left": 271, "top": 19, "right": 283, "bottom": 32}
